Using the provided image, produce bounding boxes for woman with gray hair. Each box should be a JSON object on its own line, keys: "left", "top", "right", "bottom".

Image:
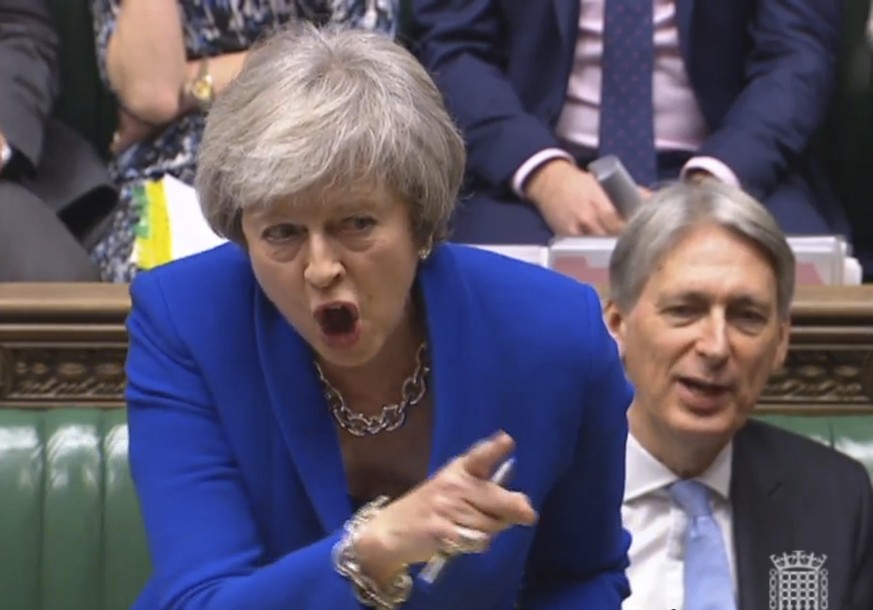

{"left": 89, "top": 0, "right": 398, "bottom": 282}
{"left": 125, "top": 24, "right": 633, "bottom": 610}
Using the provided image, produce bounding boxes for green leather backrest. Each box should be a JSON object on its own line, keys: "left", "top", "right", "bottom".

{"left": 0, "top": 409, "right": 150, "bottom": 610}
{"left": 0, "top": 409, "right": 869, "bottom": 610}
{"left": 756, "top": 414, "right": 873, "bottom": 481}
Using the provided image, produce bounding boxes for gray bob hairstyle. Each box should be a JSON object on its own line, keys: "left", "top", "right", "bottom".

{"left": 196, "top": 23, "right": 466, "bottom": 245}
{"left": 608, "top": 180, "right": 796, "bottom": 319}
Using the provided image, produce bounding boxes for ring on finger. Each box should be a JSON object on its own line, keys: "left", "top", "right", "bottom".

{"left": 441, "top": 525, "right": 490, "bottom": 555}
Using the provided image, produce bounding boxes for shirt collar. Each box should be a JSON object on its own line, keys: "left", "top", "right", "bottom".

{"left": 624, "top": 432, "right": 733, "bottom": 503}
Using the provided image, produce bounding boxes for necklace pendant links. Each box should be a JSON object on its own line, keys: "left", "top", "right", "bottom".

{"left": 316, "top": 342, "right": 429, "bottom": 437}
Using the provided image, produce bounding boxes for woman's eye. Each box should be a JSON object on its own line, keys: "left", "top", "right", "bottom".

{"left": 342, "top": 216, "right": 376, "bottom": 232}
{"left": 261, "top": 224, "right": 303, "bottom": 242}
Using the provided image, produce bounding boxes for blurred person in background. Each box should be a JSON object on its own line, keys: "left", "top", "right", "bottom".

{"left": 411, "top": 0, "right": 847, "bottom": 247}
{"left": 0, "top": 0, "right": 115, "bottom": 280}
{"left": 89, "top": 0, "right": 397, "bottom": 282}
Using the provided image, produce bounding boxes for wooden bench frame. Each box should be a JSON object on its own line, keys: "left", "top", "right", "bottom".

{"left": 0, "top": 284, "right": 871, "bottom": 414}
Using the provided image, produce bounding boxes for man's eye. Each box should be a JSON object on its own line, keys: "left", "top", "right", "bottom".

{"left": 262, "top": 224, "right": 303, "bottom": 242}
{"left": 665, "top": 305, "right": 696, "bottom": 318}
{"left": 734, "top": 310, "right": 767, "bottom": 328}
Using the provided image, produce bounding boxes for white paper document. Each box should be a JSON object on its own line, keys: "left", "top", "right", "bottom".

{"left": 131, "top": 174, "right": 228, "bottom": 268}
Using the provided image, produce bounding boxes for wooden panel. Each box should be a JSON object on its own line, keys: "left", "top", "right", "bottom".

{"left": 0, "top": 284, "right": 128, "bottom": 408}
{"left": 0, "top": 283, "right": 871, "bottom": 413}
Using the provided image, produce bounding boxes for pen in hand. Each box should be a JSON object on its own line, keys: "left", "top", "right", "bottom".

{"left": 418, "top": 457, "right": 516, "bottom": 584}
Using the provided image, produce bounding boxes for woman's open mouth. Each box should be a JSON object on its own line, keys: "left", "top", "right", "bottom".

{"left": 314, "top": 302, "right": 361, "bottom": 348}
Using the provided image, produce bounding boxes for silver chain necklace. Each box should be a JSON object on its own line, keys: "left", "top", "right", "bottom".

{"left": 315, "top": 342, "right": 429, "bottom": 436}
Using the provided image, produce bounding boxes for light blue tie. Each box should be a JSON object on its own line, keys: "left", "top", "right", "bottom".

{"left": 669, "top": 480, "right": 736, "bottom": 610}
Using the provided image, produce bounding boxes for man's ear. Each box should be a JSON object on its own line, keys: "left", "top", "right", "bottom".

{"left": 773, "top": 318, "right": 790, "bottom": 370}
{"left": 603, "top": 300, "right": 627, "bottom": 358}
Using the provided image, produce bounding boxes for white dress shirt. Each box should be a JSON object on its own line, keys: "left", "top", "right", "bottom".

{"left": 621, "top": 433, "right": 738, "bottom": 610}
{"left": 513, "top": 0, "right": 738, "bottom": 195}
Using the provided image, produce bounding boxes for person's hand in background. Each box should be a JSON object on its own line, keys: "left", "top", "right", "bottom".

{"left": 684, "top": 169, "right": 716, "bottom": 184}
{"left": 111, "top": 107, "right": 159, "bottom": 154}
{"left": 525, "top": 158, "right": 625, "bottom": 236}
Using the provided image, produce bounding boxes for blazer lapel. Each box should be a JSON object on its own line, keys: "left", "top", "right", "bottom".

{"left": 414, "top": 245, "right": 519, "bottom": 606}
{"left": 254, "top": 288, "right": 351, "bottom": 534}
{"left": 552, "top": 0, "right": 581, "bottom": 56}
{"left": 419, "top": 246, "right": 497, "bottom": 474}
{"left": 731, "top": 424, "right": 794, "bottom": 610}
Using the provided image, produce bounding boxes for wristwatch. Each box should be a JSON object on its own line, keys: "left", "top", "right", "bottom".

{"left": 185, "top": 57, "right": 215, "bottom": 111}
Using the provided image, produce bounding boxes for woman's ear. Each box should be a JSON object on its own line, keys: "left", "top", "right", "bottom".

{"left": 417, "top": 233, "right": 434, "bottom": 261}
{"left": 603, "top": 300, "right": 627, "bottom": 360}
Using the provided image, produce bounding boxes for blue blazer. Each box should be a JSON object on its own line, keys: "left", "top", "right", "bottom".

{"left": 126, "top": 243, "right": 633, "bottom": 609}
{"left": 410, "top": 0, "right": 840, "bottom": 202}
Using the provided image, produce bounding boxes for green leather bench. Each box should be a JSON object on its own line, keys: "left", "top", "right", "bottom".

{"left": 0, "top": 409, "right": 149, "bottom": 610}
{"left": 757, "top": 414, "right": 873, "bottom": 477}
{"left": 0, "top": 407, "right": 870, "bottom": 610}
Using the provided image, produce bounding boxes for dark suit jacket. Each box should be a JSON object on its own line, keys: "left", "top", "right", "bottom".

{"left": 0, "top": 0, "right": 115, "bottom": 240}
{"left": 732, "top": 420, "right": 873, "bottom": 610}
{"left": 125, "top": 243, "right": 633, "bottom": 609}
{"left": 410, "top": 0, "right": 840, "bottom": 204}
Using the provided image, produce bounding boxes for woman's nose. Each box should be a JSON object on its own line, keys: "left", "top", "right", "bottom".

{"left": 302, "top": 235, "right": 343, "bottom": 288}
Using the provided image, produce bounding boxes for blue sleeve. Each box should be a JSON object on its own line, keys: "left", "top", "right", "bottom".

{"left": 519, "top": 286, "right": 632, "bottom": 609}
{"left": 126, "top": 271, "right": 381, "bottom": 609}
{"left": 409, "top": 0, "right": 561, "bottom": 189}
{"left": 697, "top": 0, "right": 840, "bottom": 199}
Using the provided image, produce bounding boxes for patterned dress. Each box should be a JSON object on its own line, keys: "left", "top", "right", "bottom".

{"left": 90, "top": 0, "right": 397, "bottom": 282}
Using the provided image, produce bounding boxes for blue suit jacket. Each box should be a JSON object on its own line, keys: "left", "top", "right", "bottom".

{"left": 410, "top": 0, "right": 840, "bottom": 203}
{"left": 126, "top": 243, "right": 633, "bottom": 609}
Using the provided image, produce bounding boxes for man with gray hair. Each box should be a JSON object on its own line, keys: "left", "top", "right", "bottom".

{"left": 603, "top": 181, "right": 873, "bottom": 610}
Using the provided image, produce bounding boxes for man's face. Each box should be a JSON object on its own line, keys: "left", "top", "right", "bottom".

{"left": 606, "top": 224, "right": 790, "bottom": 457}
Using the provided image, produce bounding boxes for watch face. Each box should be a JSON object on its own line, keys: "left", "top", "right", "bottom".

{"left": 192, "top": 78, "right": 214, "bottom": 102}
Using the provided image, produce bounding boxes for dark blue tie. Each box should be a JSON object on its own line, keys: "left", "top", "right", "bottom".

{"left": 599, "top": 0, "right": 657, "bottom": 186}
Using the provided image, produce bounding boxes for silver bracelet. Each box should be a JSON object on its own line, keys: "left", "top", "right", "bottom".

{"left": 332, "top": 496, "right": 412, "bottom": 610}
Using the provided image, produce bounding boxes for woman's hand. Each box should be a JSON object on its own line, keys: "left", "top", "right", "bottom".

{"left": 353, "top": 431, "right": 537, "bottom": 583}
